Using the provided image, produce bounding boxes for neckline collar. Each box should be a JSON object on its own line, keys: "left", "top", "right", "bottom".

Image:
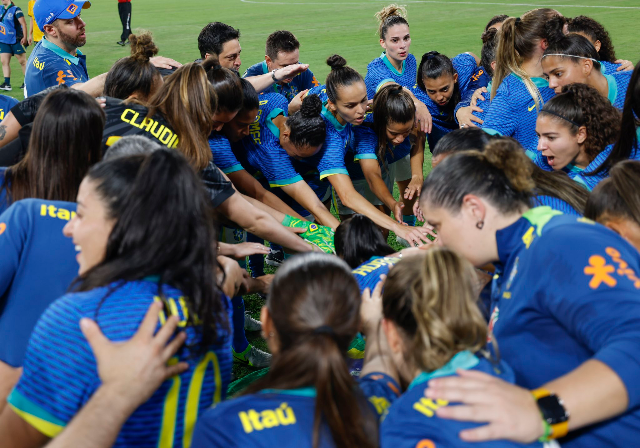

{"left": 511, "top": 72, "right": 549, "bottom": 88}
{"left": 408, "top": 351, "right": 479, "bottom": 390}
{"left": 41, "top": 37, "right": 82, "bottom": 65}
{"left": 604, "top": 73, "right": 618, "bottom": 105}
{"left": 259, "top": 387, "right": 316, "bottom": 397}
{"left": 321, "top": 102, "right": 346, "bottom": 131}
{"left": 380, "top": 52, "right": 405, "bottom": 76}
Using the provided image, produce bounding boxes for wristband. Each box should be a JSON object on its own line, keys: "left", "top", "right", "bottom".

{"left": 271, "top": 69, "right": 279, "bottom": 83}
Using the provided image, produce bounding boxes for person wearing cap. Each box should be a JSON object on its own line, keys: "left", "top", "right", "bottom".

{"left": 0, "top": 0, "right": 28, "bottom": 92}
{"left": 25, "top": 0, "right": 179, "bottom": 98}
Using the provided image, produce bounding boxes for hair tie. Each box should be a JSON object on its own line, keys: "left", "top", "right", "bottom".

{"left": 426, "top": 51, "right": 440, "bottom": 60}
{"left": 515, "top": 17, "right": 521, "bottom": 24}
{"left": 313, "top": 325, "right": 339, "bottom": 343}
{"left": 541, "top": 109, "right": 581, "bottom": 128}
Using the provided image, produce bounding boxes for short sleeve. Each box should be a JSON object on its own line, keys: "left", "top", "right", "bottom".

{"left": 0, "top": 201, "right": 27, "bottom": 295}
{"left": 481, "top": 82, "right": 517, "bottom": 137}
{"left": 15, "top": 7, "right": 24, "bottom": 19}
{"left": 352, "top": 126, "right": 379, "bottom": 161}
{"left": 8, "top": 295, "right": 97, "bottom": 437}
{"left": 250, "top": 142, "right": 302, "bottom": 187}
{"left": 452, "top": 53, "right": 478, "bottom": 94}
{"left": 365, "top": 60, "right": 395, "bottom": 100}
{"left": 317, "top": 128, "right": 349, "bottom": 179}
{"left": 11, "top": 86, "right": 67, "bottom": 125}
{"left": 209, "top": 134, "right": 243, "bottom": 174}
{"left": 200, "top": 161, "right": 237, "bottom": 209}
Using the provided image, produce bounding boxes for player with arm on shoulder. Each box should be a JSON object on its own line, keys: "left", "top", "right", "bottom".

{"left": 244, "top": 30, "right": 318, "bottom": 101}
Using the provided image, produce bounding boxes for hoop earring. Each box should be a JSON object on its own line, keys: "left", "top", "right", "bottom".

{"left": 476, "top": 220, "right": 484, "bottom": 230}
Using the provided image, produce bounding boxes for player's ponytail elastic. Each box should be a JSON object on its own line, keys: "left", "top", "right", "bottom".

{"left": 325, "top": 54, "right": 364, "bottom": 103}
{"left": 204, "top": 60, "right": 243, "bottom": 114}
{"left": 245, "top": 253, "right": 377, "bottom": 448}
{"left": 375, "top": 4, "right": 409, "bottom": 39}
{"left": 286, "top": 94, "right": 326, "bottom": 148}
{"left": 104, "top": 32, "right": 161, "bottom": 101}
{"left": 383, "top": 249, "right": 489, "bottom": 375}
{"left": 372, "top": 84, "right": 414, "bottom": 162}
{"left": 422, "top": 138, "right": 534, "bottom": 214}
{"left": 492, "top": 8, "right": 560, "bottom": 108}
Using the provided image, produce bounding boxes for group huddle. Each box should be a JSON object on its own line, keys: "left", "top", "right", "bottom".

{"left": 0, "top": 0, "right": 639, "bottom": 447}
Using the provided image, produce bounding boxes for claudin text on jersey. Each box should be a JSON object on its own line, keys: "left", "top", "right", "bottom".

{"left": 119, "top": 108, "right": 180, "bottom": 148}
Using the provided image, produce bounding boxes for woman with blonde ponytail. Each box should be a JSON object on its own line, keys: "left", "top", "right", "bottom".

{"left": 359, "top": 249, "right": 546, "bottom": 447}
{"left": 413, "top": 139, "right": 640, "bottom": 446}
{"left": 192, "top": 252, "right": 378, "bottom": 448}
{"left": 481, "top": 8, "right": 559, "bottom": 156}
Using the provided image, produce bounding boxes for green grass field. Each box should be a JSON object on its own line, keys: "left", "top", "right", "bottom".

{"left": 11, "top": 0, "right": 640, "bottom": 381}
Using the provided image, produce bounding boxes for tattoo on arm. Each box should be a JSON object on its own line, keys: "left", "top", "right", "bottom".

{"left": 0, "top": 125, "right": 7, "bottom": 141}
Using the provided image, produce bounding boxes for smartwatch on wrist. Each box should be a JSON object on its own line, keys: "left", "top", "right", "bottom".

{"left": 271, "top": 69, "right": 279, "bottom": 83}
{"left": 531, "top": 388, "right": 570, "bottom": 441}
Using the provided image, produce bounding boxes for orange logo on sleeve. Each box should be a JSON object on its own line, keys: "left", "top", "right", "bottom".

{"left": 66, "top": 4, "right": 78, "bottom": 14}
{"left": 0, "top": 222, "right": 5, "bottom": 235}
{"left": 416, "top": 440, "right": 436, "bottom": 448}
{"left": 584, "top": 255, "right": 617, "bottom": 289}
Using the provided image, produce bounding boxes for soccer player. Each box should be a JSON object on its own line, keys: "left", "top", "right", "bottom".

{"left": 27, "top": 0, "right": 42, "bottom": 46}
{"left": 306, "top": 55, "right": 432, "bottom": 246}
{"left": 567, "top": 15, "right": 633, "bottom": 73}
{"left": 481, "top": 9, "right": 558, "bottom": 156}
{"left": 348, "top": 85, "right": 423, "bottom": 231}
{"left": 585, "top": 161, "right": 640, "bottom": 253}
{"left": 359, "top": 249, "right": 548, "bottom": 447}
{"left": 542, "top": 34, "right": 631, "bottom": 110}
{"left": 191, "top": 253, "right": 378, "bottom": 448}
{"left": 0, "top": 150, "right": 233, "bottom": 447}
{"left": 413, "top": 51, "right": 478, "bottom": 149}
{"left": 0, "top": 0, "right": 27, "bottom": 91}
{"left": 243, "top": 30, "right": 319, "bottom": 101}
{"left": 0, "top": 89, "right": 104, "bottom": 216}
{"left": 335, "top": 214, "right": 396, "bottom": 270}
{"left": 534, "top": 84, "right": 625, "bottom": 190}
{"left": 116, "top": 0, "right": 131, "bottom": 46}
{"left": 417, "top": 139, "right": 640, "bottom": 447}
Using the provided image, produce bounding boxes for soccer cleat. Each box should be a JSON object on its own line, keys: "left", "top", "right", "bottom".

{"left": 19, "top": 83, "right": 24, "bottom": 89}
{"left": 233, "top": 344, "right": 271, "bottom": 368}
{"left": 265, "top": 249, "right": 284, "bottom": 267}
{"left": 244, "top": 312, "right": 262, "bottom": 332}
{"left": 0, "top": 83, "right": 11, "bottom": 91}
{"left": 116, "top": 40, "right": 128, "bottom": 46}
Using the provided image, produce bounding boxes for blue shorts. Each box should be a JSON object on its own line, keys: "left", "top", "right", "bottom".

{"left": 0, "top": 42, "right": 25, "bottom": 55}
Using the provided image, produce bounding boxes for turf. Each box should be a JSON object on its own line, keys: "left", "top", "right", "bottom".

{"left": 11, "top": 0, "right": 639, "bottom": 380}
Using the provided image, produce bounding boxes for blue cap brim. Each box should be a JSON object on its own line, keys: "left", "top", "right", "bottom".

{"left": 57, "top": 1, "right": 91, "bottom": 20}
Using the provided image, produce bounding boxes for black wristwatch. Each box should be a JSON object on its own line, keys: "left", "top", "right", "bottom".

{"left": 271, "top": 69, "right": 279, "bottom": 83}
{"left": 531, "top": 388, "right": 570, "bottom": 441}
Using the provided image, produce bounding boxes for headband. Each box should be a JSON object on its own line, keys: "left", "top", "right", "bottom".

{"left": 542, "top": 53, "right": 598, "bottom": 63}
{"left": 541, "top": 109, "right": 582, "bottom": 128}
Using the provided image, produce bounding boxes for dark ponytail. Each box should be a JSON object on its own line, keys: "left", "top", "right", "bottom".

{"left": 422, "top": 138, "right": 535, "bottom": 213}
{"left": 204, "top": 58, "right": 243, "bottom": 113}
{"left": 325, "top": 54, "right": 364, "bottom": 103}
{"left": 104, "top": 32, "right": 161, "bottom": 101}
{"left": 286, "top": 94, "right": 326, "bottom": 148}
{"left": 567, "top": 15, "right": 617, "bottom": 63}
{"left": 417, "top": 51, "right": 460, "bottom": 120}
{"left": 585, "top": 160, "right": 640, "bottom": 226}
{"left": 540, "top": 83, "right": 620, "bottom": 164}
{"left": 246, "top": 253, "right": 377, "bottom": 448}
{"left": 372, "top": 84, "right": 415, "bottom": 162}
{"left": 334, "top": 214, "right": 396, "bottom": 268}
{"left": 76, "top": 150, "right": 227, "bottom": 356}
{"left": 592, "top": 61, "right": 640, "bottom": 175}
{"left": 239, "top": 78, "right": 259, "bottom": 114}
{"left": 543, "top": 33, "right": 602, "bottom": 72}
{"left": 479, "top": 27, "right": 498, "bottom": 78}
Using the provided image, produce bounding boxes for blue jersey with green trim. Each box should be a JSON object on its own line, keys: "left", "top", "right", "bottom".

{"left": 10, "top": 280, "right": 232, "bottom": 447}
{"left": 605, "top": 70, "right": 631, "bottom": 110}
{"left": 490, "top": 207, "right": 640, "bottom": 447}
{"left": 243, "top": 61, "right": 320, "bottom": 101}
{"left": 481, "top": 74, "right": 555, "bottom": 155}
{"left": 359, "top": 372, "right": 402, "bottom": 422}
{"left": 365, "top": 53, "right": 418, "bottom": 99}
{"left": 0, "top": 199, "right": 78, "bottom": 367}
{"left": 601, "top": 60, "right": 623, "bottom": 75}
{"left": 208, "top": 132, "right": 244, "bottom": 174}
{"left": 192, "top": 388, "right": 346, "bottom": 447}
{"left": 380, "top": 352, "right": 547, "bottom": 448}
{"left": 352, "top": 256, "right": 401, "bottom": 293}
{"left": 25, "top": 38, "right": 89, "bottom": 97}
{"left": 349, "top": 125, "right": 412, "bottom": 180}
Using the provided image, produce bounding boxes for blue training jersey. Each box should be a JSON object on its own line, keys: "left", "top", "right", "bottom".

{"left": 489, "top": 206, "right": 640, "bottom": 447}
{"left": 358, "top": 372, "right": 402, "bottom": 422}
{"left": 191, "top": 387, "right": 371, "bottom": 448}
{"left": 481, "top": 74, "right": 556, "bottom": 156}
{"left": 0, "top": 199, "right": 78, "bottom": 367}
{"left": 379, "top": 351, "right": 547, "bottom": 448}
{"left": 0, "top": 94, "right": 17, "bottom": 121}
{"left": 243, "top": 61, "right": 320, "bottom": 101}
{"left": 209, "top": 131, "right": 244, "bottom": 175}
{"left": 532, "top": 195, "right": 581, "bottom": 216}
{"left": 601, "top": 60, "right": 623, "bottom": 75}
{"left": 349, "top": 125, "right": 412, "bottom": 181}
{"left": 25, "top": 38, "right": 89, "bottom": 97}
{"left": 604, "top": 70, "right": 631, "bottom": 111}
{"left": 352, "top": 256, "right": 401, "bottom": 293}
{"left": 365, "top": 53, "right": 418, "bottom": 99}
{"left": 9, "top": 279, "right": 233, "bottom": 447}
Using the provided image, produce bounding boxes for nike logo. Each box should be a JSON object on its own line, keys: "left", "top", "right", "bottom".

{"left": 528, "top": 104, "right": 536, "bottom": 112}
